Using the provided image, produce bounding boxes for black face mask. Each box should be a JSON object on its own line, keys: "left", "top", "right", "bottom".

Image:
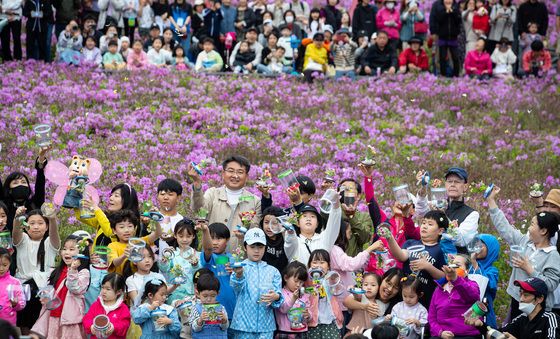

{"left": 10, "top": 185, "right": 31, "bottom": 201}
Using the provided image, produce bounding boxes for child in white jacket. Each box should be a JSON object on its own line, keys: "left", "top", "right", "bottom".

{"left": 491, "top": 38, "right": 516, "bottom": 79}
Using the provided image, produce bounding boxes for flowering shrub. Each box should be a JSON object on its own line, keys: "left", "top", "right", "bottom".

{"left": 1, "top": 61, "right": 559, "bottom": 322}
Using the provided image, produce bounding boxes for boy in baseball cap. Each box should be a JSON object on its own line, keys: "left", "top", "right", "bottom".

{"left": 229, "top": 227, "right": 283, "bottom": 336}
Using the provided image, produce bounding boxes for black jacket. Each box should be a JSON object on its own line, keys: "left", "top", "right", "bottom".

{"left": 352, "top": 4, "right": 378, "bottom": 39}
{"left": 360, "top": 43, "right": 398, "bottom": 71}
{"left": 429, "top": 0, "right": 461, "bottom": 40}
{"left": 263, "top": 234, "right": 288, "bottom": 273}
{"left": 321, "top": 5, "right": 342, "bottom": 31}
{"left": 233, "top": 50, "right": 256, "bottom": 66}
{"left": 517, "top": 1, "right": 548, "bottom": 35}
{"left": 477, "top": 310, "right": 560, "bottom": 339}
{"left": 52, "top": 0, "right": 80, "bottom": 24}
{"left": 23, "top": 0, "right": 55, "bottom": 28}
{"left": 446, "top": 199, "right": 476, "bottom": 225}
{"left": 235, "top": 7, "right": 257, "bottom": 34}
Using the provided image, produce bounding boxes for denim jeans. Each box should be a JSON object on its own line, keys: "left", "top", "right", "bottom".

{"left": 334, "top": 69, "right": 356, "bottom": 80}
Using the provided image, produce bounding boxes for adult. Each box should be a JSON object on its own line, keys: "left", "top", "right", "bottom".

{"left": 376, "top": 0, "right": 401, "bottom": 50}
{"left": 249, "top": 0, "right": 267, "bottom": 26}
{"left": 0, "top": 0, "right": 23, "bottom": 61}
{"left": 466, "top": 277, "right": 560, "bottom": 339}
{"left": 322, "top": 0, "right": 342, "bottom": 31}
{"left": 82, "top": 13, "right": 103, "bottom": 46}
{"left": 400, "top": 0, "right": 426, "bottom": 49}
{"left": 352, "top": 0, "right": 378, "bottom": 41}
{"left": 517, "top": 0, "right": 548, "bottom": 36}
{"left": 229, "top": 26, "right": 263, "bottom": 71}
{"left": 189, "top": 155, "right": 261, "bottom": 250}
{"left": 398, "top": 35, "right": 429, "bottom": 73}
{"left": 488, "top": 0, "right": 516, "bottom": 53}
{"left": 169, "top": 0, "right": 192, "bottom": 55}
{"left": 97, "top": 0, "right": 125, "bottom": 31}
{"left": 378, "top": 267, "right": 405, "bottom": 315}
{"left": 281, "top": 10, "right": 304, "bottom": 39}
{"left": 267, "top": 0, "right": 289, "bottom": 27}
{"left": 220, "top": 0, "right": 237, "bottom": 35}
{"left": 430, "top": 0, "right": 462, "bottom": 77}
{"left": 287, "top": 0, "right": 310, "bottom": 27}
{"left": 302, "top": 31, "right": 328, "bottom": 82}
{"left": 53, "top": 0, "right": 81, "bottom": 39}
{"left": 23, "top": 0, "right": 54, "bottom": 61}
{"left": 462, "top": 0, "right": 478, "bottom": 52}
{"left": 337, "top": 178, "right": 373, "bottom": 257}
{"left": 464, "top": 37, "right": 492, "bottom": 79}
{"left": 359, "top": 30, "right": 397, "bottom": 75}
{"left": 233, "top": 0, "right": 256, "bottom": 39}
{"left": 535, "top": 189, "right": 560, "bottom": 215}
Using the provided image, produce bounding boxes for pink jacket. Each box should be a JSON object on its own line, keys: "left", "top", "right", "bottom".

{"left": 127, "top": 50, "right": 149, "bottom": 70}
{"left": 275, "top": 288, "right": 314, "bottom": 333}
{"left": 0, "top": 272, "right": 26, "bottom": 325}
{"left": 330, "top": 245, "right": 371, "bottom": 311}
{"left": 464, "top": 50, "right": 492, "bottom": 75}
{"left": 31, "top": 268, "right": 90, "bottom": 336}
{"left": 376, "top": 8, "right": 402, "bottom": 40}
{"left": 83, "top": 298, "right": 131, "bottom": 339}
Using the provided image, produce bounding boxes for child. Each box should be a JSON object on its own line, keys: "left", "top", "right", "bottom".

{"left": 306, "top": 8, "right": 324, "bottom": 39}
{"left": 331, "top": 27, "right": 358, "bottom": 80}
{"left": 126, "top": 245, "right": 167, "bottom": 308}
{"left": 260, "top": 206, "right": 289, "bottom": 272}
{"left": 0, "top": 201, "right": 8, "bottom": 232}
{"left": 344, "top": 272, "right": 381, "bottom": 331}
{"left": 275, "top": 261, "right": 314, "bottom": 337}
{"left": 490, "top": 37, "right": 516, "bottom": 79}
{"left": 428, "top": 254, "right": 480, "bottom": 338}
{"left": 487, "top": 186, "right": 560, "bottom": 317}
{"left": 120, "top": 36, "right": 131, "bottom": 60}
{"left": 472, "top": 0, "right": 489, "bottom": 36}
{"left": 233, "top": 40, "right": 257, "bottom": 74}
{"left": 468, "top": 234, "right": 499, "bottom": 328}
{"left": 522, "top": 40, "right": 552, "bottom": 77}
{"left": 200, "top": 222, "right": 237, "bottom": 322}
{"left": 83, "top": 273, "right": 131, "bottom": 339}
{"left": 127, "top": 40, "right": 150, "bottom": 70}
{"left": 108, "top": 209, "right": 162, "bottom": 275}
{"left": 158, "top": 219, "right": 200, "bottom": 304}
{"left": 194, "top": 37, "right": 224, "bottom": 72}
{"left": 277, "top": 24, "right": 295, "bottom": 64}
{"left": 13, "top": 207, "right": 60, "bottom": 335}
{"left": 388, "top": 275, "right": 428, "bottom": 339}
{"left": 82, "top": 36, "right": 103, "bottom": 66}
{"left": 306, "top": 249, "right": 344, "bottom": 336}
{"left": 172, "top": 45, "right": 193, "bottom": 70}
{"left": 157, "top": 178, "right": 184, "bottom": 253}
{"left": 147, "top": 37, "right": 170, "bottom": 67}
{"left": 103, "top": 40, "right": 127, "bottom": 70}
{"left": 189, "top": 272, "right": 229, "bottom": 338}
{"left": 383, "top": 210, "right": 448, "bottom": 308}
{"left": 520, "top": 22, "right": 542, "bottom": 55}
{"left": 132, "top": 279, "right": 182, "bottom": 338}
{"left": 30, "top": 234, "right": 91, "bottom": 338}
{"left": 284, "top": 203, "right": 342, "bottom": 267}
{"left": 230, "top": 228, "right": 282, "bottom": 337}
{"left": 0, "top": 248, "right": 26, "bottom": 326}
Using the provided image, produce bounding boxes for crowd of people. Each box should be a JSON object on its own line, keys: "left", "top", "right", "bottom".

{"left": 0, "top": 0, "right": 558, "bottom": 80}
{"left": 0, "top": 149, "right": 560, "bottom": 339}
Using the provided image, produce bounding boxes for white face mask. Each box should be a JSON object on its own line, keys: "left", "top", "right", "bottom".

{"left": 386, "top": 2, "right": 395, "bottom": 9}
{"left": 285, "top": 16, "right": 294, "bottom": 23}
{"left": 518, "top": 302, "right": 537, "bottom": 315}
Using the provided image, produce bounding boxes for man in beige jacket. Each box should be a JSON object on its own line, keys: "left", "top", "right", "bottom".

{"left": 189, "top": 155, "right": 262, "bottom": 250}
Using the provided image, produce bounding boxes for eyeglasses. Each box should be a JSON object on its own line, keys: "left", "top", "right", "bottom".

{"left": 224, "top": 168, "right": 246, "bottom": 176}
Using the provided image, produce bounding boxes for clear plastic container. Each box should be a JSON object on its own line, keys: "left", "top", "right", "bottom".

{"left": 393, "top": 184, "right": 412, "bottom": 205}
{"left": 430, "top": 187, "right": 448, "bottom": 210}
{"left": 33, "top": 124, "right": 52, "bottom": 147}
{"left": 319, "top": 189, "right": 339, "bottom": 214}
{"left": 277, "top": 169, "right": 300, "bottom": 190}
{"left": 128, "top": 238, "right": 146, "bottom": 263}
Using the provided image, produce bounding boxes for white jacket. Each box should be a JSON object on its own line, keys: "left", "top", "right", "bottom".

{"left": 284, "top": 205, "right": 342, "bottom": 265}
{"left": 97, "top": 0, "right": 125, "bottom": 29}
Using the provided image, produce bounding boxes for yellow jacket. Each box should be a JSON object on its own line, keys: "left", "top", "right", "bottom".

{"left": 303, "top": 43, "right": 328, "bottom": 71}
{"left": 75, "top": 208, "right": 115, "bottom": 245}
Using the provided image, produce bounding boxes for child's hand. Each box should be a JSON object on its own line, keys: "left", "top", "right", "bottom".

{"left": 150, "top": 300, "right": 162, "bottom": 310}
{"left": 405, "top": 318, "right": 420, "bottom": 326}
{"left": 302, "top": 308, "right": 310, "bottom": 321}
{"left": 232, "top": 264, "right": 243, "bottom": 277}
{"left": 194, "top": 220, "right": 209, "bottom": 232}
{"left": 441, "top": 330, "right": 454, "bottom": 339}
{"left": 259, "top": 290, "right": 279, "bottom": 306}
{"left": 442, "top": 265, "right": 457, "bottom": 282}
{"left": 257, "top": 184, "right": 271, "bottom": 198}
{"left": 232, "top": 229, "right": 244, "bottom": 241}
{"left": 15, "top": 206, "right": 27, "bottom": 218}
{"left": 156, "top": 315, "right": 172, "bottom": 326}
{"left": 221, "top": 310, "right": 228, "bottom": 324}
{"left": 10, "top": 298, "right": 18, "bottom": 308}
{"left": 410, "top": 256, "right": 431, "bottom": 272}
{"left": 367, "top": 240, "right": 384, "bottom": 253}
{"left": 200, "top": 310, "right": 210, "bottom": 322}
{"left": 124, "top": 245, "right": 132, "bottom": 259}
{"left": 70, "top": 258, "right": 81, "bottom": 270}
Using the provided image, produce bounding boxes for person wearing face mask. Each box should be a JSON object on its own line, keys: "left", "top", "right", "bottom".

{"left": 376, "top": 0, "right": 401, "bottom": 50}
{"left": 466, "top": 277, "right": 560, "bottom": 339}
{"left": 3, "top": 147, "right": 50, "bottom": 232}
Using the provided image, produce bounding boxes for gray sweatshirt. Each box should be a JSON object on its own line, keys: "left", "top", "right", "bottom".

{"left": 489, "top": 207, "right": 560, "bottom": 311}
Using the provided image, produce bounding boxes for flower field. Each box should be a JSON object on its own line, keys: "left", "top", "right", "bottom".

{"left": 1, "top": 61, "right": 559, "bottom": 322}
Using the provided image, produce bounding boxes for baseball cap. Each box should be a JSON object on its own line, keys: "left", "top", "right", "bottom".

{"left": 244, "top": 228, "right": 266, "bottom": 245}
{"left": 72, "top": 230, "right": 93, "bottom": 243}
{"left": 445, "top": 167, "right": 468, "bottom": 182}
{"left": 246, "top": 26, "right": 259, "bottom": 34}
{"left": 150, "top": 23, "right": 160, "bottom": 30}
{"left": 514, "top": 277, "right": 548, "bottom": 297}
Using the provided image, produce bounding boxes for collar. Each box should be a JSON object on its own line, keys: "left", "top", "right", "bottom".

{"left": 100, "top": 295, "right": 124, "bottom": 313}
{"left": 448, "top": 199, "right": 466, "bottom": 210}
{"left": 218, "top": 186, "right": 248, "bottom": 201}
{"left": 528, "top": 243, "right": 556, "bottom": 253}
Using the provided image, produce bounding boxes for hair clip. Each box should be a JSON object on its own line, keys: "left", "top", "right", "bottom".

{"left": 539, "top": 212, "right": 546, "bottom": 217}
{"left": 401, "top": 277, "right": 408, "bottom": 282}
{"left": 439, "top": 217, "right": 444, "bottom": 222}
{"left": 150, "top": 278, "right": 163, "bottom": 286}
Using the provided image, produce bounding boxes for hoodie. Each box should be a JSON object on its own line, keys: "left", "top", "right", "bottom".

{"left": 469, "top": 233, "right": 499, "bottom": 328}
{"left": 0, "top": 272, "right": 26, "bottom": 325}
{"left": 263, "top": 234, "right": 288, "bottom": 273}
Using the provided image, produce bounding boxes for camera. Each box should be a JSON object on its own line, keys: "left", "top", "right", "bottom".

{"left": 72, "top": 25, "right": 79, "bottom": 31}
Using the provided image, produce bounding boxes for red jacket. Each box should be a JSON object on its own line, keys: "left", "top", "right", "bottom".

{"left": 398, "top": 48, "right": 429, "bottom": 70}
{"left": 83, "top": 298, "right": 131, "bottom": 339}
{"left": 472, "top": 13, "right": 489, "bottom": 34}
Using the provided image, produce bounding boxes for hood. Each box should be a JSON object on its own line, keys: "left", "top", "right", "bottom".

{"left": 478, "top": 234, "right": 499, "bottom": 271}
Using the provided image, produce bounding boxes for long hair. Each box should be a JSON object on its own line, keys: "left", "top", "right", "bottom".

{"left": 26, "top": 210, "right": 49, "bottom": 271}
{"left": 49, "top": 235, "right": 91, "bottom": 286}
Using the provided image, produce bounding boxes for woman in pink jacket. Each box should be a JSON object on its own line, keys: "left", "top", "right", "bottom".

{"left": 376, "top": 0, "right": 402, "bottom": 50}
{"left": 83, "top": 273, "right": 131, "bottom": 339}
{"left": 464, "top": 37, "right": 492, "bottom": 79}
{"left": 0, "top": 248, "right": 26, "bottom": 326}
{"left": 30, "top": 235, "right": 91, "bottom": 339}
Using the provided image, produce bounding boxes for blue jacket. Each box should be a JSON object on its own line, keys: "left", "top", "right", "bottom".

{"left": 220, "top": 5, "right": 236, "bottom": 34}
{"left": 469, "top": 233, "right": 500, "bottom": 328}
{"left": 230, "top": 259, "right": 283, "bottom": 333}
{"left": 200, "top": 252, "right": 237, "bottom": 319}
{"left": 132, "top": 304, "right": 182, "bottom": 339}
